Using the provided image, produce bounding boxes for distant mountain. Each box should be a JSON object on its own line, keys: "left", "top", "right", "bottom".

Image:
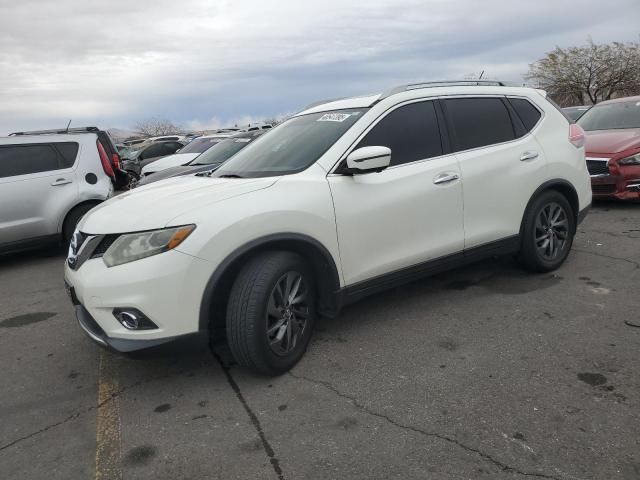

{"left": 107, "top": 128, "right": 142, "bottom": 142}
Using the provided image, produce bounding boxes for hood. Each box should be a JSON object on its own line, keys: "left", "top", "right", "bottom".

{"left": 137, "top": 164, "right": 219, "bottom": 186}
{"left": 141, "top": 153, "right": 200, "bottom": 174}
{"left": 584, "top": 129, "right": 640, "bottom": 155}
{"left": 79, "top": 175, "right": 279, "bottom": 234}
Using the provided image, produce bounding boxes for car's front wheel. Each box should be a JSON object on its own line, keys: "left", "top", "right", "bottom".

{"left": 520, "top": 190, "right": 576, "bottom": 272}
{"left": 225, "top": 251, "right": 316, "bottom": 375}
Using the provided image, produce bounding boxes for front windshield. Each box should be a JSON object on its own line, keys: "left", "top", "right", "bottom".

{"left": 179, "top": 137, "right": 224, "bottom": 154}
{"left": 189, "top": 138, "right": 253, "bottom": 165}
{"left": 578, "top": 100, "right": 640, "bottom": 131}
{"left": 214, "top": 109, "right": 367, "bottom": 177}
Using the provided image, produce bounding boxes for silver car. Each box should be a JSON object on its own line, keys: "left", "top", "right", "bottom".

{"left": 0, "top": 130, "right": 115, "bottom": 253}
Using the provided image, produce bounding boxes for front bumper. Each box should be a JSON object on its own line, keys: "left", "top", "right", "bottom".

{"left": 590, "top": 174, "right": 640, "bottom": 200}
{"left": 74, "top": 303, "right": 177, "bottom": 352}
{"left": 64, "top": 249, "right": 213, "bottom": 351}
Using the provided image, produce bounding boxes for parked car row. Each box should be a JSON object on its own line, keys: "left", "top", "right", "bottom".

{"left": 117, "top": 125, "right": 274, "bottom": 187}
{"left": 62, "top": 80, "right": 594, "bottom": 375}
{"left": 138, "top": 130, "right": 266, "bottom": 185}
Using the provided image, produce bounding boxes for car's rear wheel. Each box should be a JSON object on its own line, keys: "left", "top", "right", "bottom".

{"left": 520, "top": 191, "right": 575, "bottom": 272}
{"left": 125, "top": 171, "right": 139, "bottom": 190}
{"left": 224, "top": 251, "right": 316, "bottom": 375}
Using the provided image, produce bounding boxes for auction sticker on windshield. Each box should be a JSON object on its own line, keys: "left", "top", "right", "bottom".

{"left": 318, "top": 113, "right": 352, "bottom": 122}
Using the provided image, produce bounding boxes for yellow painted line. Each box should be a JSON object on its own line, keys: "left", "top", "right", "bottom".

{"left": 95, "top": 350, "right": 123, "bottom": 480}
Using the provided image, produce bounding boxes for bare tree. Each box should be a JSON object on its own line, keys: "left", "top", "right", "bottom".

{"left": 261, "top": 114, "right": 292, "bottom": 127}
{"left": 133, "top": 118, "right": 183, "bottom": 137}
{"left": 526, "top": 39, "right": 640, "bottom": 107}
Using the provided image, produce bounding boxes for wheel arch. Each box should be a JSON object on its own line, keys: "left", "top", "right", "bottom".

{"left": 59, "top": 199, "right": 103, "bottom": 237}
{"left": 199, "top": 233, "right": 342, "bottom": 331}
{"left": 519, "top": 179, "right": 579, "bottom": 237}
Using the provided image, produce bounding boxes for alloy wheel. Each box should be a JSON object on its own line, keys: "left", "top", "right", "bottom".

{"left": 266, "top": 271, "right": 309, "bottom": 356}
{"left": 535, "top": 202, "right": 569, "bottom": 261}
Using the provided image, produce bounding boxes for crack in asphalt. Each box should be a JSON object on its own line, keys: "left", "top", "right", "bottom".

{"left": 289, "top": 372, "right": 569, "bottom": 480}
{"left": 0, "top": 370, "right": 175, "bottom": 453}
{"left": 213, "top": 353, "right": 285, "bottom": 480}
{"left": 573, "top": 248, "right": 640, "bottom": 270}
{"left": 0, "top": 411, "right": 82, "bottom": 452}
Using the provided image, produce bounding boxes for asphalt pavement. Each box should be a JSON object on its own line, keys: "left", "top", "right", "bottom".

{"left": 1, "top": 201, "right": 639, "bottom": 480}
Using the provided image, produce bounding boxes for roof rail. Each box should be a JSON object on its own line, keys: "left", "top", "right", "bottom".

{"left": 9, "top": 126, "right": 100, "bottom": 136}
{"left": 379, "top": 80, "right": 522, "bottom": 102}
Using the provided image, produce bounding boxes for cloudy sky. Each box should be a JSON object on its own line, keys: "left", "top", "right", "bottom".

{"left": 0, "top": 0, "right": 638, "bottom": 134}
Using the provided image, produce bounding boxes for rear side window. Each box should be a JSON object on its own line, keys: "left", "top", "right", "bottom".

{"left": 508, "top": 98, "right": 542, "bottom": 132}
{"left": 356, "top": 101, "right": 442, "bottom": 166}
{"left": 0, "top": 144, "right": 65, "bottom": 178}
{"left": 141, "top": 143, "right": 164, "bottom": 159}
{"left": 164, "top": 142, "right": 183, "bottom": 154}
{"left": 53, "top": 142, "right": 79, "bottom": 167}
{"left": 444, "top": 97, "right": 515, "bottom": 151}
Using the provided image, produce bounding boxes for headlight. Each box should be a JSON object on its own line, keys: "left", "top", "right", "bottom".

{"left": 618, "top": 153, "right": 640, "bottom": 166}
{"left": 103, "top": 225, "right": 196, "bottom": 267}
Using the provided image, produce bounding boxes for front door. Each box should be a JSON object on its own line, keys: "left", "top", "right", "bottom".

{"left": 0, "top": 143, "right": 78, "bottom": 245}
{"left": 327, "top": 100, "right": 465, "bottom": 286}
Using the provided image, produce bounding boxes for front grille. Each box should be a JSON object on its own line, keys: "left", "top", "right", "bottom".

{"left": 91, "top": 234, "right": 120, "bottom": 257}
{"left": 591, "top": 184, "right": 616, "bottom": 194}
{"left": 586, "top": 159, "right": 610, "bottom": 176}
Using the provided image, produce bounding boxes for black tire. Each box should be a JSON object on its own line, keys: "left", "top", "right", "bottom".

{"left": 62, "top": 204, "right": 95, "bottom": 244}
{"left": 224, "top": 251, "right": 316, "bottom": 375}
{"left": 520, "top": 191, "right": 576, "bottom": 272}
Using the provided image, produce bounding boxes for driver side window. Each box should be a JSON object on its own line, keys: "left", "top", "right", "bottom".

{"left": 356, "top": 101, "right": 443, "bottom": 166}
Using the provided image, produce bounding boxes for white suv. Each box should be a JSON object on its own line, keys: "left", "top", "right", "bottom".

{"left": 1, "top": 130, "right": 116, "bottom": 253}
{"left": 64, "top": 81, "right": 591, "bottom": 375}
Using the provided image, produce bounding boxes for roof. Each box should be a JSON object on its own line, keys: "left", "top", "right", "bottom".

{"left": 297, "top": 80, "right": 540, "bottom": 116}
{"left": 597, "top": 95, "right": 640, "bottom": 105}
{"left": 8, "top": 126, "right": 103, "bottom": 136}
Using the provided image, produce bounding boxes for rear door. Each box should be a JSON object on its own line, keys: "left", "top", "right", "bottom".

{"left": 328, "top": 100, "right": 464, "bottom": 286}
{"left": 0, "top": 142, "right": 79, "bottom": 245}
{"left": 442, "top": 96, "right": 546, "bottom": 248}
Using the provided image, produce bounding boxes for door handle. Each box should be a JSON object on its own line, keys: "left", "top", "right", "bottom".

{"left": 520, "top": 151, "right": 539, "bottom": 162}
{"left": 433, "top": 172, "right": 460, "bottom": 185}
{"left": 51, "top": 178, "right": 72, "bottom": 186}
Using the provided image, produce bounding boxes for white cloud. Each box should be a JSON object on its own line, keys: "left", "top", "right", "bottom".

{"left": 0, "top": 0, "right": 638, "bottom": 134}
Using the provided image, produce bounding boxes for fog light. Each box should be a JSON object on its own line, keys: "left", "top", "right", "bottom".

{"left": 112, "top": 308, "right": 158, "bottom": 330}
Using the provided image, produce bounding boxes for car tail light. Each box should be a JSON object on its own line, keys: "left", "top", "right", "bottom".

{"left": 112, "top": 153, "right": 121, "bottom": 170}
{"left": 97, "top": 141, "right": 115, "bottom": 177}
{"left": 569, "top": 124, "right": 585, "bottom": 148}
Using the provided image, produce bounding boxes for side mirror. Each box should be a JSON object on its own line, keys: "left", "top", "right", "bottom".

{"left": 342, "top": 146, "right": 391, "bottom": 174}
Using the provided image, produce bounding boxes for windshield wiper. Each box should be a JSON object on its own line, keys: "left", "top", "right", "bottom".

{"left": 195, "top": 168, "right": 217, "bottom": 177}
{"left": 217, "top": 174, "right": 245, "bottom": 179}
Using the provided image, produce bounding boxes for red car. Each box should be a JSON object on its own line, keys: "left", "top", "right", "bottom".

{"left": 578, "top": 95, "right": 640, "bottom": 200}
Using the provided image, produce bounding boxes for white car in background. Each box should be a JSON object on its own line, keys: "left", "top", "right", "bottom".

{"left": 140, "top": 134, "right": 231, "bottom": 178}
{"left": 65, "top": 80, "right": 591, "bottom": 376}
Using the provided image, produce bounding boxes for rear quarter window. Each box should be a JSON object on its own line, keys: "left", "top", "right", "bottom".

{"left": 508, "top": 98, "right": 542, "bottom": 132}
{"left": 53, "top": 142, "right": 79, "bottom": 168}
{"left": 444, "top": 97, "right": 516, "bottom": 151}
